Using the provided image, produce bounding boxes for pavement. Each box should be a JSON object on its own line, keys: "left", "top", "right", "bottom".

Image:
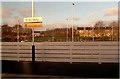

{"left": 2, "top": 73, "right": 70, "bottom": 78}
{"left": 2, "top": 60, "right": 119, "bottom": 78}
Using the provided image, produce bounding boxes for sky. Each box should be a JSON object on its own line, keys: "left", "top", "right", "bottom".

{"left": 0, "top": 0, "right": 118, "bottom": 30}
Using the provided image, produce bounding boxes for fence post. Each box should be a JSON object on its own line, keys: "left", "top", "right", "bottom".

{"left": 17, "top": 42, "right": 19, "bottom": 62}
{"left": 42, "top": 43, "right": 45, "bottom": 62}
{"left": 32, "top": 45, "right": 35, "bottom": 63}
{"left": 70, "top": 42, "right": 73, "bottom": 63}
{"left": 98, "top": 43, "right": 101, "bottom": 64}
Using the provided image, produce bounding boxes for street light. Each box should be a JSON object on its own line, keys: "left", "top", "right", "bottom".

{"left": 17, "top": 20, "right": 20, "bottom": 42}
{"left": 32, "top": 0, "right": 35, "bottom": 62}
{"left": 91, "top": 25, "right": 95, "bottom": 42}
{"left": 66, "top": 18, "right": 69, "bottom": 42}
{"left": 72, "top": 2, "right": 74, "bottom": 42}
{"left": 17, "top": 19, "right": 20, "bottom": 62}
{"left": 32, "top": 0, "right": 34, "bottom": 45}
{"left": 112, "top": 26, "right": 114, "bottom": 41}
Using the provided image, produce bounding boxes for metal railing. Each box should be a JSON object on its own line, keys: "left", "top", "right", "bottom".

{"left": 1, "top": 42, "right": 119, "bottom": 63}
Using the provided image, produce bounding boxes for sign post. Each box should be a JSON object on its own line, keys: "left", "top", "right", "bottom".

{"left": 24, "top": 0, "right": 42, "bottom": 63}
{"left": 24, "top": 17, "right": 42, "bottom": 63}
{"left": 24, "top": 17, "right": 42, "bottom": 28}
{"left": 32, "top": 0, "right": 35, "bottom": 63}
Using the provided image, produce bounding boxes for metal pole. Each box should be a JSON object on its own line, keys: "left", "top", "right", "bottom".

{"left": 92, "top": 25, "right": 95, "bottom": 42}
{"left": 17, "top": 20, "right": 20, "bottom": 62}
{"left": 72, "top": 2, "right": 74, "bottom": 42}
{"left": 17, "top": 20, "right": 20, "bottom": 42}
{"left": 70, "top": 1, "right": 74, "bottom": 63}
{"left": 66, "top": 19, "right": 69, "bottom": 42}
{"left": 84, "top": 27, "right": 86, "bottom": 40}
{"left": 32, "top": 0, "right": 34, "bottom": 45}
{"left": 32, "top": 0, "right": 35, "bottom": 62}
{"left": 112, "top": 26, "right": 113, "bottom": 41}
{"left": 32, "top": 29, "right": 34, "bottom": 45}
{"left": 52, "top": 26, "right": 54, "bottom": 42}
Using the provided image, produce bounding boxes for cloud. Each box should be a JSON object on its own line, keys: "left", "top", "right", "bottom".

{"left": 18, "top": 8, "right": 31, "bottom": 17}
{"left": 73, "top": 18, "right": 80, "bottom": 21}
{"left": 87, "top": 12, "right": 97, "bottom": 17}
{"left": 2, "top": 6, "right": 31, "bottom": 18}
{"left": 67, "top": 17, "right": 80, "bottom": 21}
{"left": 105, "top": 7, "right": 118, "bottom": 16}
{"left": 45, "top": 8, "right": 66, "bottom": 16}
{"left": 1, "top": 7, "right": 14, "bottom": 18}
{"left": 1, "top": 6, "right": 32, "bottom": 26}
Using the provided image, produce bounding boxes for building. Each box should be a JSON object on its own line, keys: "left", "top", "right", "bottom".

{"left": 77, "top": 26, "right": 118, "bottom": 41}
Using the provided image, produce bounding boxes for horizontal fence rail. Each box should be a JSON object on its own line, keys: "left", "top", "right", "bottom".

{"left": 1, "top": 42, "right": 119, "bottom": 63}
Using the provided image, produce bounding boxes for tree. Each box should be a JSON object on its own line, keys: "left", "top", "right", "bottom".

{"left": 109, "top": 21, "right": 118, "bottom": 41}
{"left": 94, "top": 21, "right": 105, "bottom": 37}
{"left": 1, "top": 24, "right": 14, "bottom": 41}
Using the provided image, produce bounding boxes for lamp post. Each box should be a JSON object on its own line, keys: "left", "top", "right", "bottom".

{"left": 92, "top": 25, "right": 95, "bottom": 42}
{"left": 32, "top": 0, "right": 35, "bottom": 63}
{"left": 72, "top": 2, "right": 74, "bottom": 42}
{"left": 66, "top": 19, "right": 69, "bottom": 42}
{"left": 52, "top": 26, "right": 54, "bottom": 42}
{"left": 112, "top": 26, "right": 114, "bottom": 41}
{"left": 32, "top": 0, "right": 34, "bottom": 44}
{"left": 17, "top": 19, "right": 20, "bottom": 62}
{"left": 70, "top": 1, "right": 75, "bottom": 63}
{"left": 17, "top": 20, "right": 20, "bottom": 42}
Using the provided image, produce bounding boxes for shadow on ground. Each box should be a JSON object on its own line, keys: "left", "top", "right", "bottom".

{"left": 2, "top": 60, "right": 119, "bottom": 78}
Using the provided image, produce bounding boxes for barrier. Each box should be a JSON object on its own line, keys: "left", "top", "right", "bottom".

{"left": 1, "top": 42, "right": 119, "bottom": 63}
